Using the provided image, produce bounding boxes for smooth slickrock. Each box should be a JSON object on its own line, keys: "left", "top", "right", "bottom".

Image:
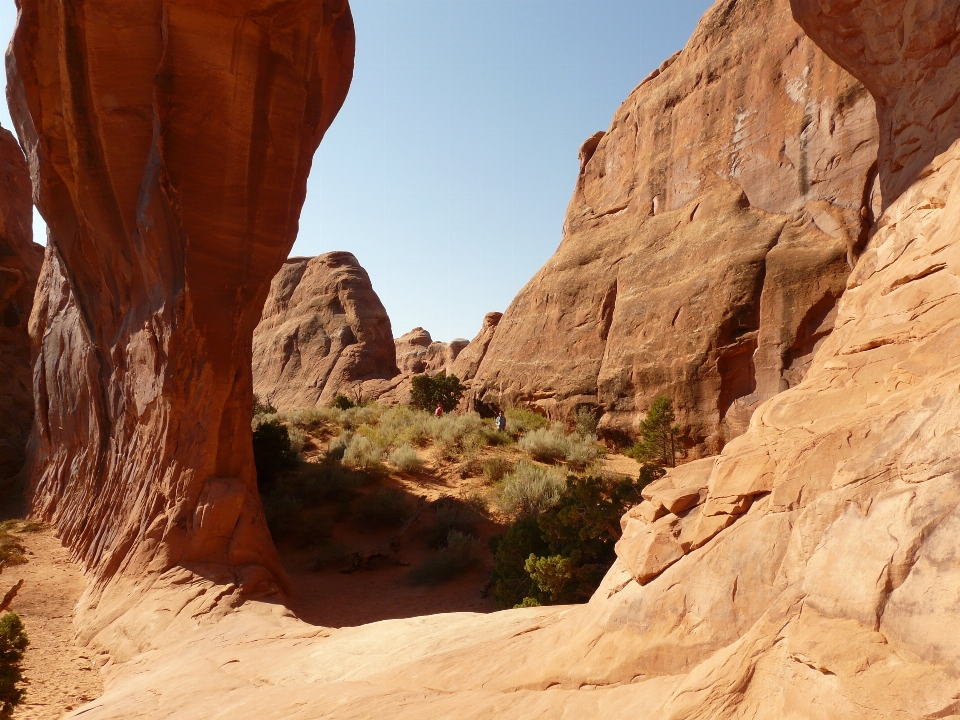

{"left": 9, "top": 0, "right": 354, "bottom": 627}
{"left": 0, "top": 126, "right": 41, "bottom": 483}
{"left": 451, "top": 311, "right": 501, "bottom": 382}
{"left": 468, "top": 0, "right": 879, "bottom": 454}
{"left": 252, "top": 252, "right": 398, "bottom": 411}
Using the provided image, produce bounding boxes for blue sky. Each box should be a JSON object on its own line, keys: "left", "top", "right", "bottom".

{"left": 0, "top": 0, "right": 714, "bottom": 342}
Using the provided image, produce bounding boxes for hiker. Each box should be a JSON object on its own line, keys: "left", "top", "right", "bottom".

{"left": 435, "top": 403, "right": 443, "bottom": 418}
{"left": 495, "top": 410, "right": 507, "bottom": 432}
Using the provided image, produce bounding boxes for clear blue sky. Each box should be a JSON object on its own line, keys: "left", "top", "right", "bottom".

{"left": 0, "top": 0, "right": 714, "bottom": 342}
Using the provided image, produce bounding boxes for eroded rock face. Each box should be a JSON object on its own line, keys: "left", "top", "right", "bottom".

{"left": 394, "top": 327, "right": 468, "bottom": 377}
{"left": 470, "top": 0, "right": 879, "bottom": 454}
{"left": 252, "top": 252, "right": 397, "bottom": 411}
{"left": 451, "top": 312, "right": 502, "bottom": 383}
{"left": 9, "top": 0, "right": 354, "bottom": 594}
{"left": 0, "top": 127, "right": 41, "bottom": 483}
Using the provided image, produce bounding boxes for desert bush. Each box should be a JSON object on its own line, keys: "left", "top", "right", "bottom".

{"left": 378, "top": 406, "right": 432, "bottom": 447}
{"left": 0, "top": 528, "right": 25, "bottom": 567}
{"left": 252, "top": 417, "right": 298, "bottom": 491}
{"left": 489, "top": 475, "right": 650, "bottom": 609}
{"left": 333, "top": 394, "right": 355, "bottom": 410}
{"left": 626, "top": 395, "right": 685, "bottom": 468}
{"left": 505, "top": 408, "right": 548, "bottom": 435}
{"left": 494, "top": 461, "right": 567, "bottom": 516}
{"left": 312, "top": 541, "right": 352, "bottom": 571}
{"left": 518, "top": 426, "right": 570, "bottom": 463}
{"left": 281, "top": 407, "right": 332, "bottom": 430}
{"left": 404, "top": 529, "right": 482, "bottom": 586}
{"left": 253, "top": 394, "right": 277, "bottom": 416}
{"left": 563, "top": 433, "right": 604, "bottom": 471}
{"left": 458, "top": 487, "right": 489, "bottom": 515}
{"left": 482, "top": 457, "right": 514, "bottom": 484}
{"left": 337, "top": 404, "right": 385, "bottom": 431}
{"left": 326, "top": 432, "right": 353, "bottom": 460}
{"left": 411, "top": 373, "right": 465, "bottom": 412}
{"left": 426, "top": 499, "right": 481, "bottom": 548}
{"left": 287, "top": 426, "right": 307, "bottom": 454}
{"left": 573, "top": 406, "right": 599, "bottom": 436}
{"left": 389, "top": 444, "right": 423, "bottom": 473}
{"left": 351, "top": 488, "right": 414, "bottom": 528}
{"left": 0, "top": 612, "right": 27, "bottom": 717}
{"left": 342, "top": 435, "right": 386, "bottom": 470}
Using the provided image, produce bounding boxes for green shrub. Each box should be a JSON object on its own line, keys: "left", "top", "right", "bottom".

{"left": 287, "top": 426, "right": 307, "bottom": 454}
{"left": 404, "top": 530, "right": 482, "bottom": 586}
{"left": 425, "top": 499, "right": 481, "bottom": 548}
{"left": 489, "top": 475, "right": 650, "bottom": 609}
{"left": 389, "top": 444, "right": 423, "bottom": 473}
{"left": 494, "top": 461, "right": 567, "bottom": 516}
{"left": 252, "top": 418, "right": 298, "bottom": 491}
{"left": 0, "top": 612, "right": 27, "bottom": 717}
{"left": 312, "top": 541, "right": 352, "bottom": 571}
{"left": 351, "top": 488, "right": 413, "bottom": 528}
{"left": 518, "top": 427, "right": 569, "bottom": 463}
{"left": 0, "top": 528, "right": 25, "bottom": 567}
{"left": 342, "top": 435, "right": 386, "bottom": 470}
{"left": 563, "top": 433, "right": 604, "bottom": 471}
{"left": 326, "top": 432, "right": 352, "bottom": 460}
{"left": 573, "top": 406, "right": 599, "bottom": 436}
{"left": 505, "top": 408, "right": 548, "bottom": 435}
{"left": 482, "top": 457, "right": 514, "bottom": 484}
{"left": 411, "top": 373, "right": 465, "bottom": 412}
{"left": 333, "top": 394, "right": 355, "bottom": 410}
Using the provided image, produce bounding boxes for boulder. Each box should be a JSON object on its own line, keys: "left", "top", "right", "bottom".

{"left": 469, "top": 0, "right": 879, "bottom": 455}
{"left": 252, "top": 252, "right": 398, "bottom": 411}
{"left": 8, "top": 0, "right": 355, "bottom": 615}
{"left": 0, "top": 127, "right": 41, "bottom": 483}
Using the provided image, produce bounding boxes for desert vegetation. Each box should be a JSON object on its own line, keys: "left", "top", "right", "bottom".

{"left": 251, "top": 397, "right": 651, "bottom": 610}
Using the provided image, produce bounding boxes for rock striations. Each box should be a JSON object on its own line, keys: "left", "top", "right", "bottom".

{"left": 0, "top": 126, "right": 41, "bottom": 483}
{"left": 9, "top": 0, "right": 355, "bottom": 619}
{"left": 252, "top": 252, "right": 398, "bottom": 411}
{"left": 468, "top": 0, "right": 879, "bottom": 454}
{"left": 24, "top": 0, "right": 960, "bottom": 717}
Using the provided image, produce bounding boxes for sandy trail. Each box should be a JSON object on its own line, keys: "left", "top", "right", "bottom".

{"left": 9, "top": 529, "right": 103, "bottom": 720}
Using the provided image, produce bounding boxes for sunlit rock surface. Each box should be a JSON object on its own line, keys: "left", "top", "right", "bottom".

{"left": 469, "top": 0, "right": 879, "bottom": 455}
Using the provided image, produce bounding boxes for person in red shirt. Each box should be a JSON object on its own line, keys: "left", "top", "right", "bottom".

{"left": 435, "top": 403, "right": 443, "bottom": 418}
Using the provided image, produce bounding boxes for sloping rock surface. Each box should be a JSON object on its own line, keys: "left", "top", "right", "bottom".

{"left": 0, "top": 126, "right": 41, "bottom": 483}
{"left": 10, "top": 0, "right": 354, "bottom": 602}
{"left": 252, "top": 252, "right": 398, "bottom": 411}
{"left": 469, "top": 0, "right": 879, "bottom": 454}
{"left": 394, "top": 327, "right": 468, "bottom": 377}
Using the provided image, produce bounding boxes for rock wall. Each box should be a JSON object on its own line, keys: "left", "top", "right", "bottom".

{"left": 394, "top": 327, "right": 469, "bottom": 377}
{"left": 9, "top": 0, "right": 354, "bottom": 594}
{"left": 252, "top": 252, "right": 397, "bottom": 412}
{"left": 0, "top": 127, "right": 41, "bottom": 483}
{"left": 470, "top": 0, "right": 879, "bottom": 454}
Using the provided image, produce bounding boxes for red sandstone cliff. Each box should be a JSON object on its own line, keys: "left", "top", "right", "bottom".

{"left": 252, "top": 252, "right": 398, "bottom": 411}
{"left": 9, "top": 0, "right": 354, "bottom": 595}
{"left": 0, "top": 127, "right": 41, "bottom": 483}
{"left": 469, "top": 0, "right": 879, "bottom": 454}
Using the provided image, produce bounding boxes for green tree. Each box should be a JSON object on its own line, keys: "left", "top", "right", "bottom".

{"left": 0, "top": 612, "right": 28, "bottom": 718}
{"left": 627, "top": 395, "right": 684, "bottom": 468}
{"left": 489, "top": 475, "right": 649, "bottom": 609}
{"left": 410, "top": 373, "right": 465, "bottom": 413}
{"left": 252, "top": 417, "right": 298, "bottom": 492}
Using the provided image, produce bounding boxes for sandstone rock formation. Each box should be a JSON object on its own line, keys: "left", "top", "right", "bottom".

{"left": 469, "top": 0, "right": 879, "bottom": 454}
{"left": 450, "top": 311, "right": 501, "bottom": 382}
{"left": 10, "top": 0, "right": 354, "bottom": 603}
{"left": 252, "top": 252, "right": 397, "bottom": 411}
{"left": 394, "top": 327, "right": 468, "bottom": 377}
{"left": 0, "top": 126, "right": 41, "bottom": 483}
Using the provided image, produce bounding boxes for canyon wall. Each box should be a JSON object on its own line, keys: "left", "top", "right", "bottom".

{"left": 470, "top": 0, "right": 879, "bottom": 454}
{"left": 0, "top": 127, "right": 41, "bottom": 483}
{"left": 252, "top": 252, "right": 397, "bottom": 412}
{"left": 9, "top": 0, "right": 354, "bottom": 597}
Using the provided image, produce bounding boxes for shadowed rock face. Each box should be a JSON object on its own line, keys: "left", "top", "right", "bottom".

{"left": 0, "top": 127, "right": 41, "bottom": 483}
{"left": 252, "top": 252, "right": 398, "bottom": 412}
{"left": 469, "top": 0, "right": 879, "bottom": 454}
{"left": 8, "top": 0, "right": 354, "bottom": 590}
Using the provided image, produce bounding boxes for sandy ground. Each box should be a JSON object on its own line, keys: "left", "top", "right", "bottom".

{"left": 8, "top": 529, "right": 104, "bottom": 720}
